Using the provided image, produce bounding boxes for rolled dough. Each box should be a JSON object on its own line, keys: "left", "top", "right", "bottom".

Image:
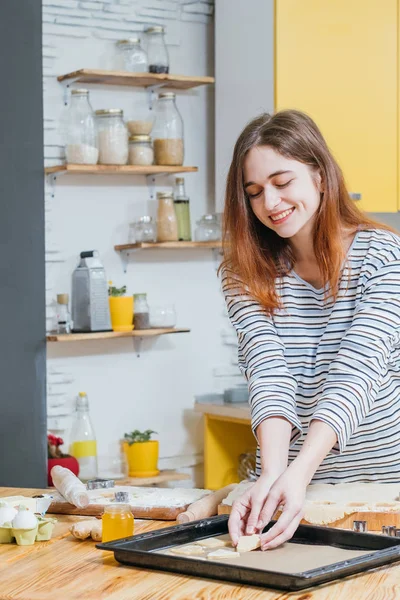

{"left": 169, "top": 544, "right": 205, "bottom": 556}
{"left": 223, "top": 482, "right": 400, "bottom": 525}
{"left": 237, "top": 534, "right": 261, "bottom": 552}
{"left": 207, "top": 548, "right": 240, "bottom": 559}
{"left": 194, "top": 537, "right": 229, "bottom": 549}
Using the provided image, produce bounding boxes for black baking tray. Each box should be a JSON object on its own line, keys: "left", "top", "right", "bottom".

{"left": 97, "top": 514, "right": 400, "bottom": 591}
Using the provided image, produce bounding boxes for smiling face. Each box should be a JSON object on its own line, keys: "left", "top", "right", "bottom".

{"left": 244, "top": 145, "right": 323, "bottom": 240}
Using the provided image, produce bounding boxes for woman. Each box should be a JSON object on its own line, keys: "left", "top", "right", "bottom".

{"left": 221, "top": 110, "right": 400, "bottom": 552}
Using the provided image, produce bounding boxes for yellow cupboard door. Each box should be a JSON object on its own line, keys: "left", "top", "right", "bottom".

{"left": 275, "top": 0, "right": 398, "bottom": 213}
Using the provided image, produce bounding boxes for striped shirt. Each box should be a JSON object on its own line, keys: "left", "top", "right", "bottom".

{"left": 222, "top": 229, "right": 400, "bottom": 483}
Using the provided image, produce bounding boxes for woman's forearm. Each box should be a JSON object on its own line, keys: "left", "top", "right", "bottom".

{"left": 256, "top": 417, "right": 292, "bottom": 478}
{"left": 290, "top": 419, "right": 338, "bottom": 484}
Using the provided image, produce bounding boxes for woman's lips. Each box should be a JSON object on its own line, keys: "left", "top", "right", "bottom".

{"left": 269, "top": 207, "right": 295, "bottom": 225}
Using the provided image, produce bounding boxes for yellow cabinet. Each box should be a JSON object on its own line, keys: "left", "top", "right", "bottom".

{"left": 275, "top": 0, "right": 398, "bottom": 213}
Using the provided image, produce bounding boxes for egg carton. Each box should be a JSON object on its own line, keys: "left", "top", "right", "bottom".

{"left": 0, "top": 517, "right": 57, "bottom": 546}
{"left": 1, "top": 495, "right": 53, "bottom": 515}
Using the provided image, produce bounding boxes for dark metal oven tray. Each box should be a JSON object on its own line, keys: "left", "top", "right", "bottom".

{"left": 97, "top": 514, "right": 400, "bottom": 591}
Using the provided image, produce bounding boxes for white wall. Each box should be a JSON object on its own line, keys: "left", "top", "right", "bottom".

{"left": 215, "top": 0, "right": 274, "bottom": 211}
{"left": 44, "top": 0, "right": 236, "bottom": 485}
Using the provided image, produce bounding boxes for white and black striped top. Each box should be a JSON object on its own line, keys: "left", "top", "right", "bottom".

{"left": 222, "top": 229, "right": 400, "bottom": 483}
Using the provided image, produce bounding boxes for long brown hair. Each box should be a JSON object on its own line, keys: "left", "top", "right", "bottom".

{"left": 220, "top": 110, "right": 393, "bottom": 313}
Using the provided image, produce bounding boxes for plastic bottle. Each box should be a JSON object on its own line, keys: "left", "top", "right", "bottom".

{"left": 69, "top": 392, "right": 98, "bottom": 481}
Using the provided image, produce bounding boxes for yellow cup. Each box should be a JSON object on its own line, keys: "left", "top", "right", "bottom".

{"left": 109, "top": 296, "right": 134, "bottom": 332}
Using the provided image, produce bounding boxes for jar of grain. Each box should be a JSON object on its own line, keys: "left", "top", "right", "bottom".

{"left": 152, "top": 93, "right": 184, "bottom": 166}
{"left": 95, "top": 109, "right": 128, "bottom": 165}
{"left": 115, "top": 38, "right": 148, "bottom": 72}
{"left": 128, "top": 135, "right": 154, "bottom": 166}
{"left": 63, "top": 89, "right": 98, "bottom": 165}
{"left": 156, "top": 192, "right": 178, "bottom": 242}
{"left": 145, "top": 26, "right": 169, "bottom": 74}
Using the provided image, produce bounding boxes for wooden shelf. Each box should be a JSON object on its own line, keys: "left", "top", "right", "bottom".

{"left": 58, "top": 69, "right": 215, "bottom": 90}
{"left": 44, "top": 164, "right": 198, "bottom": 176}
{"left": 118, "top": 470, "right": 190, "bottom": 486}
{"left": 115, "top": 241, "right": 222, "bottom": 251}
{"left": 47, "top": 328, "right": 190, "bottom": 342}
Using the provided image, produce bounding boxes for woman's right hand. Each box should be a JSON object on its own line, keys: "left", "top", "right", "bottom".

{"left": 228, "top": 472, "right": 279, "bottom": 546}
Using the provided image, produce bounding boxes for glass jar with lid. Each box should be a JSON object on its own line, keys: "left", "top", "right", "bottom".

{"left": 115, "top": 38, "right": 148, "bottom": 72}
{"left": 135, "top": 216, "right": 157, "bottom": 243}
{"left": 102, "top": 504, "right": 134, "bottom": 543}
{"left": 127, "top": 95, "right": 155, "bottom": 136}
{"left": 152, "top": 93, "right": 184, "bottom": 166}
{"left": 145, "top": 26, "right": 169, "bottom": 74}
{"left": 194, "top": 214, "right": 222, "bottom": 242}
{"left": 128, "top": 135, "right": 154, "bottom": 166}
{"left": 63, "top": 89, "right": 98, "bottom": 165}
{"left": 157, "top": 192, "right": 178, "bottom": 242}
{"left": 133, "top": 293, "right": 150, "bottom": 330}
{"left": 96, "top": 109, "right": 128, "bottom": 165}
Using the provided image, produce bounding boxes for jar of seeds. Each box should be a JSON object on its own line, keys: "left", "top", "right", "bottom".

{"left": 152, "top": 93, "right": 184, "bottom": 166}
{"left": 96, "top": 109, "right": 128, "bottom": 165}
{"left": 145, "top": 26, "right": 169, "bottom": 74}
{"left": 133, "top": 293, "right": 150, "bottom": 330}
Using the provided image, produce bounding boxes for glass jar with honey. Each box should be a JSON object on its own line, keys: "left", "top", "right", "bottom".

{"left": 102, "top": 504, "right": 134, "bottom": 542}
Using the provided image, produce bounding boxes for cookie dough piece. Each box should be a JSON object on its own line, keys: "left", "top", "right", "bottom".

{"left": 236, "top": 534, "right": 261, "bottom": 552}
{"left": 169, "top": 544, "right": 205, "bottom": 556}
{"left": 207, "top": 548, "right": 240, "bottom": 559}
{"left": 194, "top": 537, "right": 229, "bottom": 549}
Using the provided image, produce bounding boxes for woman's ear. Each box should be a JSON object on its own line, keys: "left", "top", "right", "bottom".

{"left": 315, "top": 171, "right": 324, "bottom": 193}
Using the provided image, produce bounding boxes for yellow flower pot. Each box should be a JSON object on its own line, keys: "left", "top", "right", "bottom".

{"left": 109, "top": 296, "right": 134, "bottom": 332}
{"left": 123, "top": 440, "right": 159, "bottom": 477}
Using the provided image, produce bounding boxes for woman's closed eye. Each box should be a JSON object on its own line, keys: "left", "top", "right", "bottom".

{"left": 275, "top": 179, "right": 293, "bottom": 189}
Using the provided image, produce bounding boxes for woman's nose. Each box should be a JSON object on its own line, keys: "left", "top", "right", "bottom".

{"left": 263, "top": 187, "right": 280, "bottom": 212}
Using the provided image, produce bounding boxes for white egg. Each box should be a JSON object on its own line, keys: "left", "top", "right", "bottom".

{"left": 0, "top": 503, "right": 18, "bottom": 526}
{"left": 11, "top": 506, "right": 38, "bottom": 529}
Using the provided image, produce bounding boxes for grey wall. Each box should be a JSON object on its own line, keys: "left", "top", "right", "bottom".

{"left": 0, "top": 0, "right": 47, "bottom": 486}
{"left": 215, "top": 0, "right": 274, "bottom": 211}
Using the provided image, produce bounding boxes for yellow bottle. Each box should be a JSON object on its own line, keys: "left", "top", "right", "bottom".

{"left": 101, "top": 504, "right": 134, "bottom": 543}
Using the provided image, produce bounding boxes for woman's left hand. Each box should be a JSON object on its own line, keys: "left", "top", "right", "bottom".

{"left": 256, "top": 464, "right": 308, "bottom": 550}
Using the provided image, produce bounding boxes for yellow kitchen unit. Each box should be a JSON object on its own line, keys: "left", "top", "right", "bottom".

{"left": 196, "top": 402, "right": 254, "bottom": 490}
{"left": 275, "top": 0, "right": 398, "bottom": 213}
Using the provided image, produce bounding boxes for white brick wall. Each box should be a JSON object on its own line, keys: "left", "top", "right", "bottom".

{"left": 43, "top": 0, "right": 240, "bottom": 485}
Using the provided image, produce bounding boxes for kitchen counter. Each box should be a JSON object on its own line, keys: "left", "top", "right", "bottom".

{"left": 1, "top": 487, "right": 399, "bottom": 599}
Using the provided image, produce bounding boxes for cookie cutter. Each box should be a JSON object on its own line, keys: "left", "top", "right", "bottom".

{"left": 381, "top": 525, "right": 397, "bottom": 536}
{"left": 86, "top": 478, "right": 115, "bottom": 490}
{"left": 114, "top": 491, "right": 130, "bottom": 502}
{"left": 352, "top": 520, "right": 368, "bottom": 533}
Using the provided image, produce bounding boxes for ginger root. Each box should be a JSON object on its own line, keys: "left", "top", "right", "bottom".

{"left": 69, "top": 519, "right": 102, "bottom": 541}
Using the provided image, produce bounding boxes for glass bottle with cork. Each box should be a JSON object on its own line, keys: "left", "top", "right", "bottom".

{"left": 152, "top": 93, "right": 184, "bottom": 166}
{"left": 56, "top": 293, "right": 72, "bottom": 334}
{"left": 173, "top": 177, "right": 191, "bottom": 241}
{"left": 70, "top": 392, "right": 98, "bottom": 481}
{"left": 133, "top": 293, "right": 150, "bottom": 330}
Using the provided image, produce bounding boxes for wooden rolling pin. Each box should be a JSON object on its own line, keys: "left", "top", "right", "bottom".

{"left": 176, "top": 484, "right": 237, "bottom": 523}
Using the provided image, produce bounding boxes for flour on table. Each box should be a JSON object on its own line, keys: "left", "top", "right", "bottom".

{"left": 51, "top": 486, "right": 211, "bottom": 508}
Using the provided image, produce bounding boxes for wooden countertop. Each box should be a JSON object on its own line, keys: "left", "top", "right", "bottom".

{"left": 1, "top": 487, "right": 399, "bottom": 599}
{"left": 195, "top": 401, "right": 251, "bottom": 422}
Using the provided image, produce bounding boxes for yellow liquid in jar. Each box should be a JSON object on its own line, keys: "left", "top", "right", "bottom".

{"left": 102, "top": 508, "right": 134, "bottom": 543}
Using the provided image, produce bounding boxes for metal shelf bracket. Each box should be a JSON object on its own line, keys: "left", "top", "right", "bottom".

{"left": 46, "top": 171, "right": 67, "bottom": 199}
{"left": 60, "top": 77, "right": 80, "bottom": 106}
{"left": 147, "top": 83, "right": 167, "bottom": 110}
{"left": 146, "top": 174, "right": 157, "bottom": 200}
{"left": 133, "top": 336, "right": 143, "bottom": 357}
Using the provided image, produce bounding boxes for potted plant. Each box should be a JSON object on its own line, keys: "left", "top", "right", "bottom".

{"left": 108, "top": 282, "right": 134, "bottom": 332}
{"left": 123, "top": 429, "right": 159, "bottom": 477}
{"left": 47, "top": 434, "right": 80, "bottom": 486}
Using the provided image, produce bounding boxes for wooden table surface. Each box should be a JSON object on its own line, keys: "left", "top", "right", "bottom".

{"left": 1, "top": 487, "right": 399, "bottom": 599}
